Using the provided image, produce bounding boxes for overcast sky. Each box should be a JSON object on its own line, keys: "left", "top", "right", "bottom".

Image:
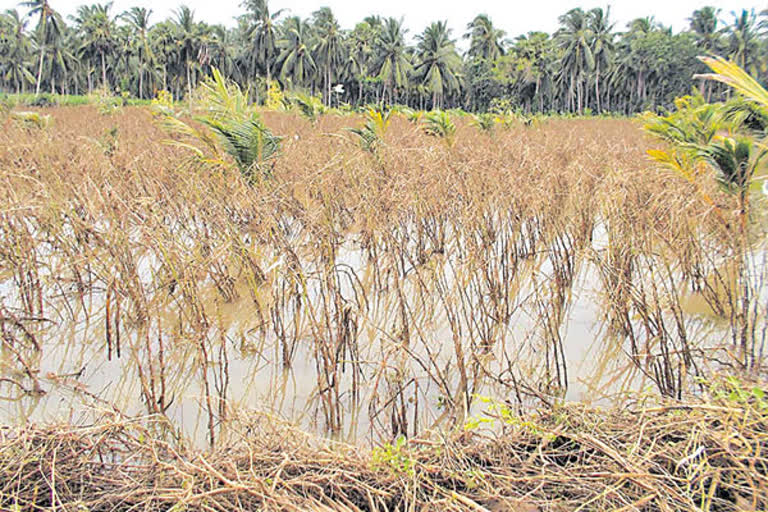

{"left": 9, "top": 0, "right": 764, "bottom": 44}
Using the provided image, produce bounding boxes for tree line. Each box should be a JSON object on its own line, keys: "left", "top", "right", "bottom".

{"left": 0, "top": 1, "right": 764, "bottom": 114}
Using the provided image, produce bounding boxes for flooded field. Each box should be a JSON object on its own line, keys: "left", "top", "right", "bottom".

{"left": 1, "top": 107, "right": 764, "bottom": 446}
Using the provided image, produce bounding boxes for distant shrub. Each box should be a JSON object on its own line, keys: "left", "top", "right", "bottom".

{"left": 29, "top": 94, "right": 55, "bottom": 107}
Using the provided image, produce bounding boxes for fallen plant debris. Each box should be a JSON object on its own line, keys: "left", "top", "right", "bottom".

{"left": 1, "top": 382, "right": 766, "bottom": 511}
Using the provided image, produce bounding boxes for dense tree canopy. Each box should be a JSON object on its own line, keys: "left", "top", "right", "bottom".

{"left": 0, "top": 2, "right": 765, "bottom": 113}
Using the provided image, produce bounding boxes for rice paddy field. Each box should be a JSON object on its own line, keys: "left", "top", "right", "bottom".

{"left": 1, "top": 105, "right": 767, "bottom": 510}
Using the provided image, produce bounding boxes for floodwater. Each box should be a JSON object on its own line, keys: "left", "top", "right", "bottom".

{"left": 0, "top": 221, "right": 736, "bottom": 446}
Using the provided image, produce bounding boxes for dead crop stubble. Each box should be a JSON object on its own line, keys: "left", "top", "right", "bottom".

{"left": 0, "top": 106, "right": 766, "bottom": 509}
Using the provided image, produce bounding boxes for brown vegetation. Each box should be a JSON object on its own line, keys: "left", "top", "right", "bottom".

{"left": 0, "top": 106, "right": 766, "bottom": 508}
{"left": 0, "top": 389, "right": 766, "bottom": 511}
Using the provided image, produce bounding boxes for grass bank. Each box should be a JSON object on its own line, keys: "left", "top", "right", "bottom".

{"left": 0, "top": 92, "right": 152, "bottom": 108}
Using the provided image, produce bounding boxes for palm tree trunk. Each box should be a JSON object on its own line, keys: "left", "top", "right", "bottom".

{"left": 186, "top": 60, "right": 192, "bottom": 102}
{"left": 595, "top": 63, "right": 601, "bottom": 113}
{"left": 101, "top": 50, "right": 107, "bottom": 88}
{"left": 266, "top": 45, "right": 272, "bottom": 86}
{"left": 35, "top": 44, "right": 45, "bottom": 95}
{"left": 577, "top": 79, "right": 582, "bottom": 114}
{"left": 139, "top": 66, "right": 144, "bottom": 99}
{"left": 535, "top": 76, "right": 541, "bottom": 113}
{"left": 358, "top": 77, "right": 363, "bottom": 106}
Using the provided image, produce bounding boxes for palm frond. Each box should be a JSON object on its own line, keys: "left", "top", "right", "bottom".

{"left": 151, "top": 68, "right": 281, "bottom": 184}
{"left": 696, "top": 56, "right": 768, "bottom": 108}
{"left": 422, "top": 110, "right": 456, "bottom": 146}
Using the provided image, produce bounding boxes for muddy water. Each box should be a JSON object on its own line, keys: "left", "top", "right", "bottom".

{"left": 0, "top": 224, "right": 732, "bottom": 446}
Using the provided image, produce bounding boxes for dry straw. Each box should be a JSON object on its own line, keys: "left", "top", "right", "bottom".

{"left": 0, "top": 104, "right": 766, "bottom": 510}
{"left": 0, "top": 390, "right": 765, "bottom": 511}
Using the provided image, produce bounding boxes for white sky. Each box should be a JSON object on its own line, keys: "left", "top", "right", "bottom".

{"left": 6, "top": 0, "right": 763, "bottom": 44}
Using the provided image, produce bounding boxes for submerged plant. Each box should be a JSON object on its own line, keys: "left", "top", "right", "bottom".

{"left": 150, "top": 89, "right": 175, "bottom": 116}
{"left": 697, "top": 56, "right": 768, "bottom": 109}
{"left": 153, "top": 68, "right": 282, "bottom": 184}
{"left": 396, "top": 106, "right": 424, "bottom": 124}
{"left": 704, "top": 135, "right": 767, "bottom": 195}
{"left": 719, "top": 97, "right": 768, "bottom": 136}
{"left": 644, "top": 56, "right": 768, "bottom": 371}
{"left": 642, "top": 94, "right": 721, "bottom": 148}
{"left": 265, "top": 80, "right": 285, "bottom": 110}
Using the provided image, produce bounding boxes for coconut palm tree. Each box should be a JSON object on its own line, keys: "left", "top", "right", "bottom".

{"left": 71, "top": 2, "right": 116, "bottom": 89}
{"left": 344, "top": 20, "right": 378, "bottom": 105}
{"left": 627, "top": 16, "right": 658, "bottom": 35}
{"left": 726, "top": 9, "right": 759, "bottom": 76}
{"left": 556, "top": 8, "right": 594, "bottom": 113}
{"left": 588, "top": 7, "right": 614, "bottom": 113}
{"left": 0, "top": 2, "right": 741, "bottom": 114}
{"left": 121, "top": 7, "right": 153, "bottom": 98}
{"left": 276, "top": 16, "right": 316, "bottom": 88}
{"left": 689, "top": 7, "right": 721, "bottom": 52}
{"left": 414, "top": 21, "right": 462, "bottom": 109}
{"left": 689, "top": 7, "right": 721, "bottom": 100}
{"left": 47, "top": 22, "right": 75, "bottom": 93}
{"left": 312, "top": 7, "right": 344, "bottom": 106}
{"left": 373, "top": 17, "right": 410, "bottom": 104}
{"left": 512, "top": 32, "right": 556, "bottom": 112}
{"left": 242, "top": 0, "right": 283, "bottom": 85}
{"left": 0, "top": 9, "right": 35, "bottom": 92}
{"left": 207, "top": 25, "right": 241, "bottom": 83}
{"left": 464, "top": 14, "right": 505, "bottom": 62}
{"left": 149, "top": 20, "right": 177, "bottom": 93}
{"left": 173, "top": 5, "right": 204, "bottom": 97}
{"left": 21, "top": 0, "right": 62, "bottom": 95}
{"left": 613, "top": 18, "right": 673, "bottom": 112}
